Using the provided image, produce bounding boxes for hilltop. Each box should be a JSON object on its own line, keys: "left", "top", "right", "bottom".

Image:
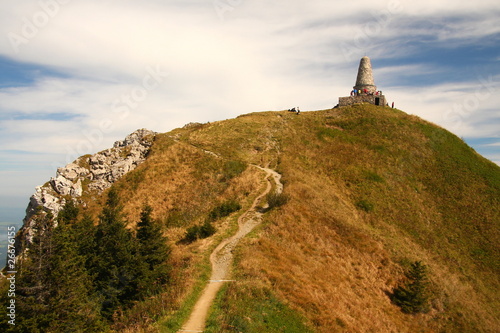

{"left": 2, "top": 104, "right": 499, "bottom": 332}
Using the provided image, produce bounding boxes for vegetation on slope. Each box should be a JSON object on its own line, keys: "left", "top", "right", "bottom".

{"left": 184, "top": 105, "right": 499, "bottom": 332}
{"left": 2, "top": 105, "right": 499, "bottom": 332}
{"left": 0, "top": 129, "right": 265, "bottom": 331}
{"left": 0, "top": 194, "right": 171, "bottom": 332}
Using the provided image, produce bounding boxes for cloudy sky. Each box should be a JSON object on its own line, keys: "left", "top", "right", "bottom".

{"left": 1, "top": 0, "right": 499, "bottom": 227}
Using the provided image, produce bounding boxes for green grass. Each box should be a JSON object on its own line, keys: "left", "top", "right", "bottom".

{"left": 157, "top": 265, "right": 211, "bottom": 332}
{"left": 355, "top": 199, "right": 374, "bottom": 212}
{"left": 205, "top": 283, "right": 314, "bottom": 333}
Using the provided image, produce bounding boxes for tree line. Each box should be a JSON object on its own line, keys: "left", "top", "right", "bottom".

{"left": 0, "top": 188, "right": 170, "bottom": 332}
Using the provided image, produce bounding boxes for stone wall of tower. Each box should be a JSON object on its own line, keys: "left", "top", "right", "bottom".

{"left": 337, "top": 56, "right": 387, "bottom": 108}
{"left": 338, "top": 95, "right": 386, "bottom": 107}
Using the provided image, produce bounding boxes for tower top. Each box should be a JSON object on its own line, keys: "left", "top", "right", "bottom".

{"left": 354, "top": 56, "right": 376, "bottom": 93}
{"left": 337, "top": 56, "right": 386, "bottom": 107}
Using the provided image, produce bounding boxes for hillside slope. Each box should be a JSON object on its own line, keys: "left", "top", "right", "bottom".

{"left": 6, "top": 105, "right": 500, "bottom": 332}
{"left": 166, "top": 105, "right": 499, "bottom": 332}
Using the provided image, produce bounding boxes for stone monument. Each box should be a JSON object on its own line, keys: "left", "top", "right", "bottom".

{"left": 338, "top": 56, "right": 386, "bottom": 107}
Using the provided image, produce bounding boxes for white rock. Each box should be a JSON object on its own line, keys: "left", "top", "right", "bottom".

{"left": 20, "top": 128, "right": 156, "bottom": 250}
{"left": 24, "top": 186, "right": 66, "bottom": 223}
{"left": 50, "top": 175, "right": 74, "bottom": 196}
{"left": 57, "top": 162, "right": 90, "bottom": 181}
{"left": 71, "top": 179, "right": 83, "bottom": 197}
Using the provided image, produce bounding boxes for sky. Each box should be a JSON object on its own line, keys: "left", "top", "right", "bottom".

{"left": 0, "top": 0, "right": 499, "bottom": 229}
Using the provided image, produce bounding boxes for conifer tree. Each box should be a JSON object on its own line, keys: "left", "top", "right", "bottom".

{"left": 392, "top": 261, "right": 431, "bottom": 314}
{"left": 94, "top": 188, "right": 142, "bottom": 316}
{"left": 57, "top": 199, "right": 79, "bottom": 225}
{"left": 136, "top": 205, "right": 170, "bottom": 295}
{"left": 45, "top": 215, "right": 106, "bottom": 332}
{"left": 15, "top": 212, "right": 56, "bottom": 332}
{"left": 0, "top": 279, "right": 14, "bottom": 331}
{"left": 14, "top": 204, "right": 105, "bottom": 332}
{"left": 71, "top": 213, "right": 98, "bottom": 272}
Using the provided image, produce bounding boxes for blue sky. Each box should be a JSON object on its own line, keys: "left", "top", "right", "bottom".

{"left": 1, "top": 0, "right": 499, "bottom": 228}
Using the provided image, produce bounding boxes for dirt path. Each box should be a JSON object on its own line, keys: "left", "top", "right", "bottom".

{"left": 178, "top": 165, "right": 283, "bottom": 333}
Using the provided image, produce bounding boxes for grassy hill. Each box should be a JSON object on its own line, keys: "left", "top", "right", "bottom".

{"left": 157, "top": 105, "right": 499, "bottom": 332}
{"left": 7, "top": 104, "right": 500, "bottom": 332}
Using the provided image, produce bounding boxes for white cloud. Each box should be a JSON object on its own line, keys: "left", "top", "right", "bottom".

{"left": 1, "top": 0, "right": 499, "bottom": 220}
{"left": 388, "top": 78, "right": 500, "bottom": 138}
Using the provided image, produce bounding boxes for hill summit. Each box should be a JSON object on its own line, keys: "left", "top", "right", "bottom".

{"left": 3, "top": 105, "right": 500, "bottom": 332}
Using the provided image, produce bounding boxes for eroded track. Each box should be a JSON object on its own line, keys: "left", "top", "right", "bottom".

{"left": 178, "top": 165, "right": 283, "bottom": 332}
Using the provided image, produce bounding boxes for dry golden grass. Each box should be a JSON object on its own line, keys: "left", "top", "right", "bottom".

{"left": 197, "top": 106, "right": 499, "bottom": 332}
{"left": 78, "top": 106, "right": 499, "bottom": 332}
{"left": 73, "top": 128, "right": 272, "bottom": 331}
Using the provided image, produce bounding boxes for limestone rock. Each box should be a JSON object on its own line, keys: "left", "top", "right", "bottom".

{"left": 72, "top": 179, "right": 83, "bottom": 197}
{"left": 57, "top": 162, "right": 90, "bottom": 181}
{"left": 114, "top": 128, "right": 155, "bottom": 148}
{"left": 24, "top": 186, "right": 66, "bottom": 225}
{"left": 50, "top": 175, "right": 74, "bottom": 196}
{"left": 21, "top": 128, "right": 156, "bottom": 233}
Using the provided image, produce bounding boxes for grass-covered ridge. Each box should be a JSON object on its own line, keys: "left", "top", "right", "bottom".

{"left": 178, "top": 105, "right": 499, "bottom": 332}
{"left": 4, "top": 105, "right": 499, "bottom": 332}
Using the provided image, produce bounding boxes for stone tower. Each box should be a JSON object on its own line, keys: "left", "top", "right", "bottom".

{"left": 337, "top": 56, "right": 386, "bottom": 107}
{"left": 354, "top": 56, "right": 377, "bottom": 94}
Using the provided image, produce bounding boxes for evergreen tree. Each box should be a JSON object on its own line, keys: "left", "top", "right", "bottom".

{"left": 45, "top": 217, "right": 106, "bottom": 332}
{"left": 57, "top": 200, "right": 79, "bottom": 225}
{"left": 71, "top": 213, "right": 98, "bottom": 272}
{"left": 13, "top": 206, "right": 105, "bottom": 332}
{"left": 0, "top": 278, "right": 14, "bottom": 331}
{"left": 15, "top": 212, "right": 56, "bottom": 332}
{"left": 94, "top": 188, "right": 142, "bottom": 317}
{"left": 136, "top": 205, "right": 170, "bottom": 295}
{"left": 392, "top": 261, "right": 431, "bottom": 314}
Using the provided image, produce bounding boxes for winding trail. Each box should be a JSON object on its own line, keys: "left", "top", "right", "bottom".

{"left": 178, "top": 165, "right": 283, "bottom": 333}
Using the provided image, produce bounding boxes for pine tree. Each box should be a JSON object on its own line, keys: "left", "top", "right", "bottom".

{"left": 94, "top": 188, "right": 142, "bottom": 317}
{"left": 14, "top": 205, "right": 106, "bottom": 332}
{"left": 57, "top": 200, "right": 79, "bottom": 225}
{"left": 392, "top": 261, "right": 431, "bottom": 314}
{"left": 71, "top": 214, "right": 98, "bottom": 272}
{"left": 0, "top": 278, "right": 15, "bottom": 332}
{"left": 15, "top": 212, "right": 56, "bottom": 332}
{"left": 136, "top": 205, "right": 170, "bottom": 296}
{"left": 45, "top": 217, "right": 106, "bottom": 332}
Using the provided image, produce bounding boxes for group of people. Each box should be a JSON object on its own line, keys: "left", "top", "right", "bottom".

{"left": 288, "top": 107, "right": 300, "bottom": 114}
{"left": 350, "top": 89, "right": 382, "bottom": 96}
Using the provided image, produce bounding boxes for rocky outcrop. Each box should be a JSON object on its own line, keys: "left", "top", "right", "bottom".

{"left": 22, "top": 129, "right": 156, "bottom": 228}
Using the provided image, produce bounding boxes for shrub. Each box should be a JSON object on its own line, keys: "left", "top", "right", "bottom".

{"left": 222, "top": 160, "right": 247, "bottom": 181}
{"left": 199, "top": 221, "right": 216, "bottom": 238}
{"left": 182, "top": 200, "right": 241, "bottom": 243}
{"left": 266, "top": 192, "right": 289, "bottom": 210}
{"left": 391, "top": 261, "right": 431, "bottom": 314}
{"left": 182, "top": 221, "right": 216, "bottom": 243}
{"left": 184, "top": 225, "right": 201, "bottom": 243}
{"left": 208, "top": 200, "right": 241, "bottom": 221}
{"left": 355, "top": 199, "right": 374, "bottom": 212}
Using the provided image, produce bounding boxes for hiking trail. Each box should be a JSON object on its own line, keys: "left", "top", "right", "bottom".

{"left": 178, "top": 165, "right": 283, "bottom": 332}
